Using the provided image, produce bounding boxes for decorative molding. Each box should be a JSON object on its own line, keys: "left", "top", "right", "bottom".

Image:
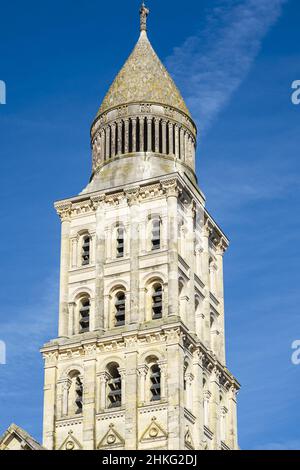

{"left": 139, "top": 417, "right": 168, "bottom": 443}
{"left": 58, "top": 431, "right": 83, "bottom": 451}
{"left": 97, "top": 424, "right": 125, "bottom": 449}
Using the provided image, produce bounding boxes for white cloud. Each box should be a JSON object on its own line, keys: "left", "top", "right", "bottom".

{"left": 166, "top": 0, "right": 288, "bottom": 133}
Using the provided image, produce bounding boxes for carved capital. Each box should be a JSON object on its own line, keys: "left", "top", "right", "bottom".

{"left": 203, "top": 219, "right": 213, "bottom": 238}
{"left": 137, "top": 365, "right": 149, "bottom": 377}
{"left": 43, "top": 350, "right": 59, "bottom": 365}
{"left": 55, "top": 202, "right": 72, "bottom": 222}
{"left": 84, "top": 343, "right": 97, "bottom": 356}
{"left": 161, "top": 178, "right": 181, "bottom": 198}
{"left": 217, "top": 238, "right": 228, "bottom": 256}
{"left": 91, "top": 194, "right": 106, "bottom": 211}
{"left": 99, "top": 371, "right": 110, "bottom": 384}
{"left": 125, "top": 187, "right": 140, "bottom": 207}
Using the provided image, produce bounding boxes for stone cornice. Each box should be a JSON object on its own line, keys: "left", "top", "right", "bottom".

{"left": 41, "top": 321, "right": 240, "bottom": 392}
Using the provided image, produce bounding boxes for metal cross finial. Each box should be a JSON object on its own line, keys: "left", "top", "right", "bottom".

{"left": 140, "top": 2, "right": 150, "bottom": 32}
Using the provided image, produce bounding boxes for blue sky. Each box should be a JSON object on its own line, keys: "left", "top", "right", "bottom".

{"left": 0, "top": 0, "right": 299, "bottom": 450}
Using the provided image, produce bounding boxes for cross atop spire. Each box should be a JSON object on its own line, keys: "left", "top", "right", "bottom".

{"left": 140, "top": 2, "right": 150, "bottom": 32}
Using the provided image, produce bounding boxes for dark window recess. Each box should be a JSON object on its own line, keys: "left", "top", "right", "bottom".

{"left": 152, "top": 285, "right": 163, "bottom": 319}
{"left": 82, "top": 236, "right": 90, "bottom": 266}
{"left": 75, "top": 377, "right": 83, "bottom": 414}
{"left": 79, "top": 298, "right": 90, "bottom": 333}
{"left": 150, "top": 365, "right": 161, "bottom": 401}
{"left": 108, "top": 368, "right": 122, "bottom": 408}
{"left": 151, "top": 219, "right": 161, "bottom": 250}
{"left": 116, "top": 227, "right": 124, "bottom": 258}
{"left": 115, "top": 292, "right": 125, "bottom": 326}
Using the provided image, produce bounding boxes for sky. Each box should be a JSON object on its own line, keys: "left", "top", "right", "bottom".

{"left": 0, "top": 0, "right": 299, "bottom": 450}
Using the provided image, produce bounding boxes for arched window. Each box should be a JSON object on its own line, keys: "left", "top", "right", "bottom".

{"left": 82, "top": 235, "right": 91, "bottom": 266}
{"left": 107, "top": 363, "right": 122, "bottom": 409}
{"left": 151, "top": 218, "right": 161, "bottom": 250}
{"left": 79, "top": 297, "right": 90, "bottom": 333}
{"left": 115, "top": 292, "right": 126, "bottom": 326}
{"left": 116, "top": 226, "right": 125, "bottom": 258}
{"left": 150, "top": 364, "right": 161, "bottom": 401}
{"left": 152, "top": 284, "right": 163, "bottom": 319}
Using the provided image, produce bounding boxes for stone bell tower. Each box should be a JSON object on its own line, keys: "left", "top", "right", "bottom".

{"left": 41, "top": 3, "right": 240, "bottom": 451}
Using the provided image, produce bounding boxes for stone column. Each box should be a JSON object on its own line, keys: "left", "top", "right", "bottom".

{"left": 137, "top": 365, "right": 148, "bottom": 404}
{"left": 68, "top": 302, "right": 75, "bottom": 336}
{"left": 118, "top": 368, "right": 126, "bottom": 407}
{"left": 210, "top": 367, "right": 221, "bottom": 449}
{"left": 126, "top": 188, "right": 140, "bottom": 324}
{"left": 203, "top": 391, "right": 211, "bottom": 428}
{"left": 132, "top": 118, "right": 137, "bottom": 152}
{"left": 147, "top": 117, "right": 152, "bottom": 152}
{"left": 216, "top": 241, "right": 226, "bottom": 364}
{"left": 70, "top": 238, "right": 77, "bottom": 268}
{"left": 155, "top": 118, "right": 160, "bottom": 153}
{"left": 99, "top": 372, "right": 109, "bottom": 411}
{"left": 100, "top": 129, "right": 105, "bottom": 161}
{"left": 111, "top": 122, "right": 116, "bottom": 157}
{"left": 158, "top": 361, "right": 167, "bottom": 400}
{"left": 166, "top": 331, "right": 185, "bottom": 450}
{"left": 92, "top": 196, "right": 106, "bottom": 332}
{"left": 105, "top": 126, "right": 110, "bottom": 160}
{"left": 57, "top": 204, "right": 72, "bottom": 338}
{"left": 202, "top": 220, "right": 212, "bottom": 348}
{"left": 228, "top": 386, "right": 239, "bottom": 450}
{"left": 193, "top": 351, "right": 204, "bottom": 449}
{"left": 140, "top": 117, "right": 145, "bottom": 152}
{"left": 184, "top": 132, "right": 189, "bottom": 164}
{"left": 180, "top": 128, "right": 185, "bottom": 161}
{"left": 124, "top": 118, "right": 129, "bottom": 154}
{"left": 83, "top": 346, "right": 97, "bottom": 450}
{"left": 117, "top": 120, "right": 122, "bottom": 155}
{"left": 124, "top": 340, "right": 138, "bottom": 450}
{"left": 186, "top": 201, "right": 196, "bottom": 332}
{"left": 168, "top": 122, "right": 174, "bottom": 155}
{"left": 192, "top": 138, "right": 196, "bottom": 166}
{"left": 61, "top": 379, "right": 71, "bottom": 417}
{"left": 163, "top": 179, "right": 180, "bottom": 317}
{"left": 42, "top": 352, "right": 58, "bottom": 450}
{"left": 187, "top": 136, "right": 193, "bottom": 167}
{"left": 162, "top": 120, "right": 167, "bottom": 154}
{"left": 186, "top": 373, "right": 194, "bottom": 410}
{"left": 175, "top": 125, "right": 179, "bottom": 159}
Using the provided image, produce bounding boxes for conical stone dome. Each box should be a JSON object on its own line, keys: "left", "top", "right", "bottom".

{"left": 98, "top": 31, "right": 191, "bottom": 118}
{"left": 85, "top": 5, "right": 197, "bottom": 194}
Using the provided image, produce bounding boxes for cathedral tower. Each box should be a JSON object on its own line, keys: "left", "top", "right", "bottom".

{"left": 41, "top": 4, "right": 239, "bottom": 451}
